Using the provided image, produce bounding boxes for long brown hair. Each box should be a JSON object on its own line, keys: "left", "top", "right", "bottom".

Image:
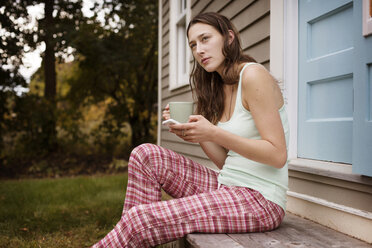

{"left": 186, "top": 12, "right": 256, "bottom": 124}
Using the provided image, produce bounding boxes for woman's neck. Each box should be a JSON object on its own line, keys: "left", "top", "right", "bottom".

{"left": 218, "top": 62, "right": 243, "bottom": 84}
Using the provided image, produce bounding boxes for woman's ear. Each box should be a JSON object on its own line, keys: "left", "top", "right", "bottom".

{"left": 228, "top": 30, "right": 235, "bottom": 45}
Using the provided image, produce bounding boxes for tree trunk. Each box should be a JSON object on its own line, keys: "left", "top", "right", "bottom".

{"left": 44, "top": 0, "right": 56, "bottom": 100}
{"left": 43, "top": 0, "right": 57, "bottom": 150}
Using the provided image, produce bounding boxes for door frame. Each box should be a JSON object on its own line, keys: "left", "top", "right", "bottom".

{"left": 272, "top": 0, "right": 354, "bottom": 173}
{"left": 270, "top": 0, "right": 299, "bottom": 160}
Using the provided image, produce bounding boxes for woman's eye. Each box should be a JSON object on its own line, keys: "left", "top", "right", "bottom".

{"left": 190, "top": 44, "right": 196, "bottom": 49}
{"left": 202, "top": 36, "right": 209, "bottom": 41}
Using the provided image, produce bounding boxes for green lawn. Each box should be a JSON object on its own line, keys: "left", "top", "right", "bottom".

{"left": 0, "top": 173, "right": 128, "bottom": 248}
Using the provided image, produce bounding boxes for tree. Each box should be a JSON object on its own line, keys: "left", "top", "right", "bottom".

{"left": 0, "top": 0, "right": 84, "bottom": 150}
{"left": 0, "top": 1, "right": 31, "bottom": 153}
{"left": 69, "top": 0, "right": 158, "bottom": 149}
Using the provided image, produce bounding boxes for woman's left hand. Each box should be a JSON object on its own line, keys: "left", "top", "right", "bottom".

{"left": 170, "top": 115, "right": 216, "bottom": 143}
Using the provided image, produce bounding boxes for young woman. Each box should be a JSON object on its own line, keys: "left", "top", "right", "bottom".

{"left": 92, "top": 12, "right": 289, "bottom": 248}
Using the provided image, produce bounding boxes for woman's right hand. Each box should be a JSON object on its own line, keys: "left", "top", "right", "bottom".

{"left": 162, "top": 104, "right": 170, "bottom": 120}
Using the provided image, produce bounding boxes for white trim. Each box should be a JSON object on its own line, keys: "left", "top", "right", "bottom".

{"left": 169, "top": 0, "right": 177, "bottom": 90}
{"left": 157, "top": 0, "right": 162, "bottom": 146}
{"left": 289, "top": 158, "right": 353, "bottom": 174}
{"left": 271, "top": 0, "right": 298, "bottom": 159}
{"left": 169, "top": 0, "right": 191, "bottom": 90}
{"left": 287, "top": 191, "right": 372, "bottom": 220}
{"left": 287, "top": 192, "right": 372, "bottom": 243}
{"left": 283, "top": 0, "right": 299, "bottom": 159}
{"left": 269, "top": 0, "right": 284, "bottom": 85}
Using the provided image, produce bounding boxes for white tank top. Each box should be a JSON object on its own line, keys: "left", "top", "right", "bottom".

{"left": 217, "top": 63, "right": 290, "bottom": 211}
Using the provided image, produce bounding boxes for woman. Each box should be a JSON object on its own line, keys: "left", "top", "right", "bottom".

{"left": 92, "top": 12, "right": 289, "bottom": 248}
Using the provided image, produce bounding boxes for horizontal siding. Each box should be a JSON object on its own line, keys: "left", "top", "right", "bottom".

{"left": 220, "top": 0, "right": 255, "bottom": 19}
{"left": 202, "top": 0, "right": 232, "bottom": 13}
{"left": 191, "top": 0, "right": 212, "bottom": 17}
{"left": 162, "top": 22, "right": 169, "bottom": 37}
{"left": 161, "top": 141, "right": 217, "bottom": 169}
{"left": 162, "top": 0, "right": 169, "bottom": 13}
{"left": 231, "top": 0, "right": 270, "bottom": 32}
{"left": 162, "top": 30, "right": 169, "bottom": 48}
{"left": 289, "top": 170, "right": 372, "bottom": 213}
{"left": 191, "top": 0, "right": 198, "bottom": 8}
{"left": 160, "top": 140, "right": 218, "bottom": 170}
{"left": 187, "top": 156, "right": 216, "bottom": 171}
{"left": 161, "top": 88, "right": 192, "bottom": 106}
{"left": 240, "top": 14, "right": 270, "bottom": 50}
{"left": 244, "top": 37, "right": 270, "bottom": 64}
{"left": 162, "top": 42, "right": 169, "bottom": 58}
{"left": 161, "top": 139, "right": 206, "bottom": 159}
{"left": 160, "top": 0, "right": 271, "bottom": 163}
{"left": 161, "top": 53, "right": 169, "bottom": 68}
{"left": 160, "top": 0, "right": 170, "bottom": 119}
{"left": 161, "top": 64, "right": 169, "bottom": 81}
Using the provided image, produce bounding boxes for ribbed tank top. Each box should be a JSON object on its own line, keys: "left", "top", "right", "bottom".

{"left": 217, "top": 63, "right": 290, "bottom": 211}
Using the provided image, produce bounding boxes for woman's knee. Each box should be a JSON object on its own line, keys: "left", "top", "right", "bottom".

{"left": 129, "top": 143, "right": 159, "bottom": 166}
{"left": 123, "top": 206, "right": 154, "bottom": 245}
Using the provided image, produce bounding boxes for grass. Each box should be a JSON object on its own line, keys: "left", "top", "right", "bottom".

{"left": 0, "top": 173, "right": 128, "bottom": 248}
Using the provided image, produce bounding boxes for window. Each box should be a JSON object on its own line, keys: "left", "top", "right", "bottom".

{"left": 169, "top": 0, "right": 190, "bottom": 90}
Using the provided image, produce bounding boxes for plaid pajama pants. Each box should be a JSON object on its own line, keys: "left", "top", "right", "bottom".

{"left": 92, "top": 143, "right": 285, "bottom": 248}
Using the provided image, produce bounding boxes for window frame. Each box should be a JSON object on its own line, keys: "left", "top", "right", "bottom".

{"left": 169, "top": 0, "right": 191, "bottom": 90}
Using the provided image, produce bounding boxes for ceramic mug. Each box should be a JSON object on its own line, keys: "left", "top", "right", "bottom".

{"left": 169, "top": 102, "right": 194, "bottom": 123}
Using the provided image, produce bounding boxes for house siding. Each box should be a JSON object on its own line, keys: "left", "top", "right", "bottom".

{"left": 159, "top": 0, "right": 271, "bottom": 170}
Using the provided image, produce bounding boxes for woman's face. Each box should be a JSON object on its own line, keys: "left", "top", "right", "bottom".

{"left": 188, "top": 23, "right": 226, "bottom": 74}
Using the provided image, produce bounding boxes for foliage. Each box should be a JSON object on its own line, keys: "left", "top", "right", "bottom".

{"left": 70, "top": 0, "right": 158, "bottom": 147}
{"left": 0, "top": 0, "right": 158, "bottom": 178}
{"left": 0, "top": 0, "right": 84, "bottom": 83}
{"left": 0, "top": 1, "right": 33, "bottom": 90}
{"left": 1, "top": 0, "right": 85, "bottom": 151}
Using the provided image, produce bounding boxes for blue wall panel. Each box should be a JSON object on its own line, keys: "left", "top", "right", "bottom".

{"left": 298, "top": 0, "right": 353, "bottom": 163}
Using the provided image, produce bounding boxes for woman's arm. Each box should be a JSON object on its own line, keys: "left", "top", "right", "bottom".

{"left": 214, "top": 64, "right": 287, "bottom": 168}
{"left": 170, "top": 115, "right": 229, "bottom": 169}
{"left": 171, "top": 64, "right": 287, "bottom": 169}
{"left": 164, "top": 103, "right": 227, "bottom": 169}
{"left": 199, "top": 141, "right": 227, "bottom": 169}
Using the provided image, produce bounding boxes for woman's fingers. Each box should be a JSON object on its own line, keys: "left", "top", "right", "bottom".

{"left": 188, "top": 115, "right": 201, "bottom": 122}
{"left": 163, "top": 111, "right": 170, "bottom": 120}
{"left": 162, "top": 104, "right": 171, "bottom": 120}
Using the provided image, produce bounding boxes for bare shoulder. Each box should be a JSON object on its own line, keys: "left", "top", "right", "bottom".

{"left": 241, "top": 63, "right": 275, "bottom": 88}
{"left": 240, "top": 63, "right": 283, "bottom": 110}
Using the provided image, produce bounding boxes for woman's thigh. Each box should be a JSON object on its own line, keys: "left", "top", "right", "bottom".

{"left": 129, "top": 143, "right": 220, "bottom": 197}
{"left": 123, "top": 186, "right": 285, "bottom": 247}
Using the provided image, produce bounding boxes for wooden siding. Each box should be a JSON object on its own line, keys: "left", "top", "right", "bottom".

{"left": 159, "top": 0, "right": 271, "bottom": 170}
{"left": 289, "top": 168, "right": 372, "bottom": 213}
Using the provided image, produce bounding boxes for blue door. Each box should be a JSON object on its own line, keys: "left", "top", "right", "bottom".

{"left": 352, "top": 0, "right": 372, "bottom": 177}
{"left": 298, "top": 0, "right": 354, "bottom": 163}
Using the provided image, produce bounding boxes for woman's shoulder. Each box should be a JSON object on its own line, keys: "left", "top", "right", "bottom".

{"left": 240, "top": 63, "right": 274, "bottom": 89}
{"left": 240, "top": 62, "right": 284, "bottom": 110}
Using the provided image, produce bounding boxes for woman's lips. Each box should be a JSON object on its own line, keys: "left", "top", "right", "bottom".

{"left": 201, "top": 57, "right": 210, "bottom": 64}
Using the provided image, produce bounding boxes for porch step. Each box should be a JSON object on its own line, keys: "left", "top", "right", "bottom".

{"left": 185, "top": 213, "right": 371, "bottom": 248}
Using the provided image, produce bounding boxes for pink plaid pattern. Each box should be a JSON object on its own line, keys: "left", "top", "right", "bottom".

{"left": 92, "top": 143, "right": 285, "bottom": 248}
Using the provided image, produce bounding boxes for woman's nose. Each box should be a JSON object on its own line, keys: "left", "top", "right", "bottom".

{"left": 196, "top": 43, "right": 204, "bottom": 55}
